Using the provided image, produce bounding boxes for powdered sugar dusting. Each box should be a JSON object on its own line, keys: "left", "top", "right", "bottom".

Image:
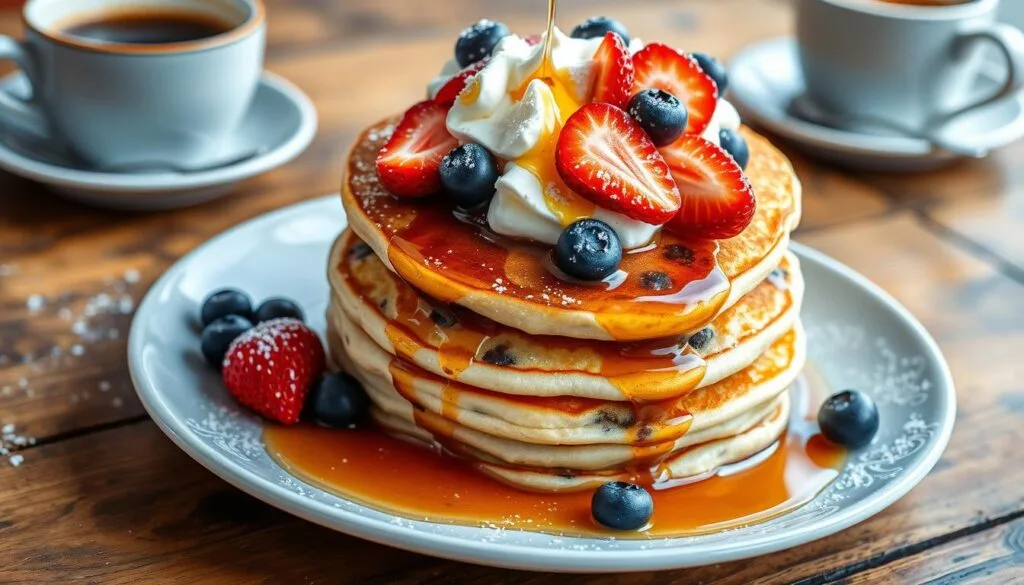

{"left": 1, "top": 423, "right": 36, "bottom": 467}
{"left": 1, "top": 268, "right": 143, "bottom": 466}
{"left": 185, "top": 405, "right": 264, "bottom": 462}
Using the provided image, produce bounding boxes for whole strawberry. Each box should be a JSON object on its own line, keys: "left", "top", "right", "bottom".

{"left": 222, "top": 318, "right": 325, "bottom": 425}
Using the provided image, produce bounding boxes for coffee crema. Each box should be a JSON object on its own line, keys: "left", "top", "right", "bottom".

{"left": 62, "top": 10, "right": 234, "bottom": 45}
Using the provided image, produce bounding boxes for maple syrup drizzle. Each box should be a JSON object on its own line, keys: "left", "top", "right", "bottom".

{"left": 264, "top": 363, "right": 845, "bottom": 538}
{"left": 387, "top": 357, "right": 695, "bottom": 447}
{"left": 342, "top": 234, "right": 713, "bottom": 402}
{"left": 541, "top": 0, "right": 557, "bottom": 77}
{"left": 514, "top": 0, "right": 599, "bottom": 227}
{"left": 355, "top": 116, "right": 731, "bottom": 342}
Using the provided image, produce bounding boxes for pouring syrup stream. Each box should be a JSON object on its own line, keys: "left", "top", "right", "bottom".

{"left": 540, "top": 0, "right": 557, "bottom": 77}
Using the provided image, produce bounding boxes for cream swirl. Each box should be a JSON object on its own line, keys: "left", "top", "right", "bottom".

{"left": 427, "top": 29, "right": 742, "bottom": 250}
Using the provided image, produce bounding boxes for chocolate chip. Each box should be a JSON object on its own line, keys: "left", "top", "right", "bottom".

{"left": 593, "top": 410, "right": 634, "bottom": 429}
{"left": 429, "top": 307, "right": 458, "bottom": 328}
{"left": 640, "top": 271, "right": 673, "bottom": 291}
{"left": 635, "top": 425, "right": 653, "bottom": 442}
{"left": 663, "top": 244, "right": 695, "bottom": 266}
{"left": 378, "top": 298, "right": 389, "bottom": 310}
{"left": 687, "top": 327, "right": 714, "bottom": 351}
{"left": 350, "top": 242, "right": 373, "bottom": 260}
{"left": 481, "top": 344, "right": 516, "bottom": 366}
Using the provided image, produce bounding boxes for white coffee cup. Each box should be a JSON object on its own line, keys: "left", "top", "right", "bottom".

{"left": 796, "top": 0, "right": 1024, "bottom": 135}
{"left": 0, "top": 0, "right": 266, "bottom": 170}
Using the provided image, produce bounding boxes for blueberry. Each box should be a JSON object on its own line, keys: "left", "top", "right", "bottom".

{"left": 481, "top": 344, "right": 516, "bottom": 366}
{"left": 455, "top": 19, "right": 509, "bottom": 67}
{"left": 690, "top": 52, "right": 728, "bottom": 94}
{"left": 627, "top": 89, "right": 688, "bottom": 147}
{"left": 430, "top": 307, "right": 458, "bottom": 328}
{"left": 687, "top": 327, "right": 714, "bottom": 351}
{"left": 663, "top": 244, "right": 695, "bottom": 266}
{"left": 640, "top": 271, "right": 673, "bottom": 291}
{"left": 591, "top": 481, "right": 653, "bottom": 531}
{"left": 719, "top": 128, "right": 750, "bottom": 170}
{"left": 350, "top": 242, "right": 373, "bottom": 261}
{"left": 440, "top": 143, "right": 500, "bottom": 208}
{"left": 200, "top": 315, "right": 253, "bottom": 367}
{"left": 818, "top": 390, "right": 880, "bottom": 449}
{"left": 554, "top": 219, "right": 623, "bottom": 281}
{"left": 307, "top": 372, "right": 371, "bottom": 428}
{"left": 200, "top": 288, "right": 252, "bottom": 326}
{"left": 571, "top": 16, "right": 630, "bottom": 45}
{"left": 254, "top": 297, "right": 304, "bottom": 323}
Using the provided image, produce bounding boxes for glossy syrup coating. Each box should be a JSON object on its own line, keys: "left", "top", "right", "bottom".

{"left": 343, "top": 119, "right": 800, "bottom": 342}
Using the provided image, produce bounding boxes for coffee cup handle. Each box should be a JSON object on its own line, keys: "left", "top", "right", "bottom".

{"left": 0, "top": 35, "right": 52, "bottom": 140}
{"left": 939, "top": 23, "right": 1024, "bottom": 126}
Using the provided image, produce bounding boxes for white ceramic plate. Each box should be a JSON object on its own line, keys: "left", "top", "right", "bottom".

{"left": 128, "top": 196, "right": 955, "bottom": 572}
{"left": 0, "top": 72, "right": 317, "bottom": 210}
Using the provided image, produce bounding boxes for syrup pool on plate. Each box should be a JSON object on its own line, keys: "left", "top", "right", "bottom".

{"left": 263, "top": 365, "right": 845, "bottom": 538}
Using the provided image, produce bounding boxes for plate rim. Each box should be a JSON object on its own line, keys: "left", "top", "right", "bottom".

{"left": 127, "top": 195, "right": 956, "bottom": 573}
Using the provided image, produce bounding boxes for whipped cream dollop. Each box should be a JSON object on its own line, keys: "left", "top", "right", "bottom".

{"left": 426, "top": 29, "right": 742, "bottom": 250}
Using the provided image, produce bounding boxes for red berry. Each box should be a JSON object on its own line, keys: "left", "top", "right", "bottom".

{"left": 222, "top": 318, "right": 326, "bottom": 425}
{"left": 434, "top": 58, "right": 490, "bottom": 106}
{"left": 661, "top": 134, "right": 756, "bottom": 240}
{"left": 556, "top": 103, "right": 680, "bottom": 225}
{"left": 588, "top": 32, "right": 634, "bottom": 110}
{"left": 375, "top": 100, "right": 459, "bottom": 198}
{"left": 632, "top": 44, "right": 718, "bottom": 135}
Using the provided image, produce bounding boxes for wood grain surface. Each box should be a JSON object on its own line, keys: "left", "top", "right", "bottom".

{"left": 1, "top": 0, "right": 1021, "bottom": 583}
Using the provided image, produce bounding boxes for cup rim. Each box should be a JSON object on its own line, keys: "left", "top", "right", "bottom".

{"left": 23, "top": 0, "right": 266, "bottom": 55}
{"left": 819, "top": 0, "right": 999, "bottom": 21}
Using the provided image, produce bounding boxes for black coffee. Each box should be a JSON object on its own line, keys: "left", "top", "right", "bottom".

{"left": 63, "top": 11, "right": 235, "bottom": 44}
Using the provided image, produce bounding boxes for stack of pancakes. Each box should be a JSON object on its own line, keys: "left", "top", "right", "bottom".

{"left": 328, "top": 119, "right": 804, "bottom": 492}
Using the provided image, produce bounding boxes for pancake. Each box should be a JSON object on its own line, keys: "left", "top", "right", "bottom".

{"left": 368, "top": 388, "right": 782, "bottom": 471}
{"left": 342, "top": 120, "right": 802, "bottom": 341}
{"left": 474, "top": 394, "right": 791, "bottom": 493}
{"left": 329, "top": 229, "right": 805, "bottom": 402}
{"left": 370, "top": 394, "right": 791, "bottom": 493}
{"left": 329, "top": 296, "right": 805, "bottom": 445}
{"left": 341, "top": 319, "right": 801, "bottom": 491}
{"left": 330, "top": 281, "right": 805, "bottom": 440}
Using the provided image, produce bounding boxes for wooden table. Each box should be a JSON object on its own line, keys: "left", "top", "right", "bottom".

{"left": 1, "top": 0, "right": 1021, "bottom": 582}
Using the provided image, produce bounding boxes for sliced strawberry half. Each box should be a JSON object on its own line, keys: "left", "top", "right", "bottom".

{"left": 556, "top": 103, "right": 680, "bottom": 225}
{"left": 661, "top": 134, "right": 756, "bottom": 240}
{"left": 375, "top": 100, "right": 459, "bottom": 198}
{"left": 524, "top": 34, "right": 542, "bottom": 46}
{"left": 588, "top": 32, "right": 634, "bottom": 110}
{"left": 433, "top": 58, "right": 490, "bottom": 106}
{"left": 632, "top": 44, "right": 718, "bottom": 135}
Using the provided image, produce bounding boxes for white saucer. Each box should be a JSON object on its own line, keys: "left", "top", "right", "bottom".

{"left": 128, "top": 196, "right": 955, "bottom": 572}
{"left": 728, "top": 37, "right": 1024, "bottom": 172}
{"left": 0, "top": 72, "right": 317, "bottom": 210}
